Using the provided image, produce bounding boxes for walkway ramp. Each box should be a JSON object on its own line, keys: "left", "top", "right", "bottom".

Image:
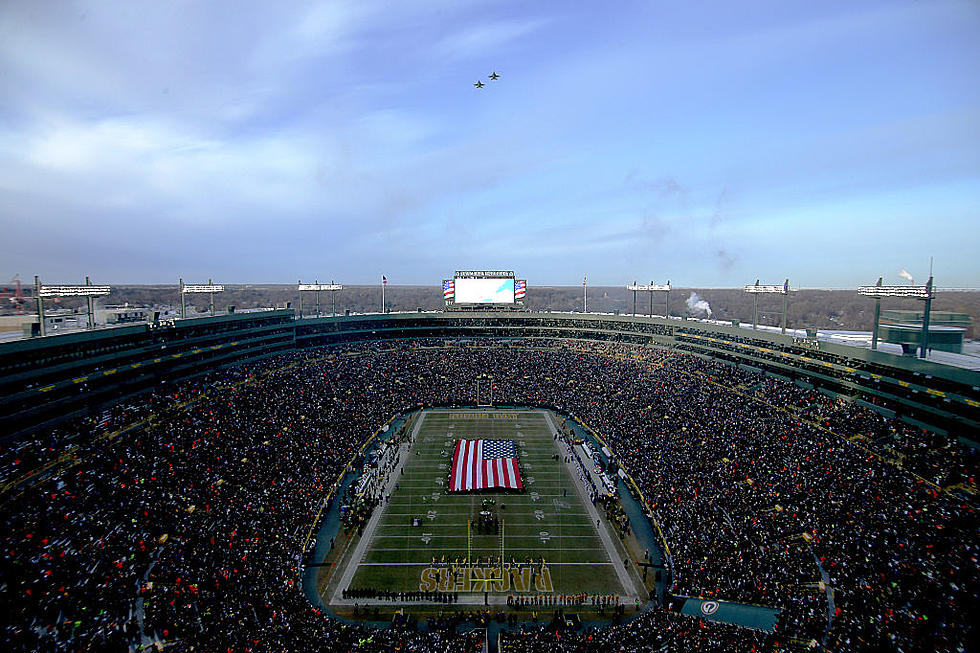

{"left": 679, "top": 597, "right": 780, "bottom": 632}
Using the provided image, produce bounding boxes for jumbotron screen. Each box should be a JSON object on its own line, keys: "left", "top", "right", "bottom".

{"left": 454, "top": 277, "right": 515, "bottom": 304}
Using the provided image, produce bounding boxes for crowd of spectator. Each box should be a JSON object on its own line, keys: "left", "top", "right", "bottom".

{"left": 500, "top": 607, "right": 772, "bottom": 652}
{"left": 2, "top": 337, "right": 976, "bottom": 652}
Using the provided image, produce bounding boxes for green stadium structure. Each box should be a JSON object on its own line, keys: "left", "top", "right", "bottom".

{"left": 878, "top": 310, "right": 971, "bottom": 354}
{"left": 2, "top": 309, "right": 978, "bottom": 645}
{"left": 2, "top": 311, "right": 977, "bottom": 447}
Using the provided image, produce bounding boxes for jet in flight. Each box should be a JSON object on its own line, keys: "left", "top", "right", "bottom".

{"left": 488, "top": 72, "right": 500, "bottom": 80}
{"left": 474, "top": 80, "right": 485, "bottom": 88}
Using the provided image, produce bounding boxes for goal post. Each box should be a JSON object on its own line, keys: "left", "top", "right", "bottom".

{"left": 499, "top": 518, "right": 505, "bottom": 581}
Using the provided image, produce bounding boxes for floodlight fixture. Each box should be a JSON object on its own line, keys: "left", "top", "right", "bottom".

{"left": 625, "top": 281, "right": 671, "bottom": 316}
{"left": 33, "top": 276, "right": 111, "bottom": 335}
{"left": 38, "top": 285, "right": 111, "bottom": 297}
{"left": 859, "top": 276, "right": 935, "bottom": 356}
{"left": 857, "top": 285, "right": 932, "bottom": 299}
{"left": 298, "top": 283, "right": 343, "bottom": 292}
{"left": 298, "top": 280, "right": 343, "bottom": 317}
{"left": 744, "top": 279, "right": 790, "bottom": 332}
{"left": 625, "top": 283, "right": 670, "bottom": 292}
{"left": 743, "top": 283, "right": 788, "bottom": 294}
{"left": 181, "top": 284, "right": 225, "bottom": 293}
{"left": 179, "top": 278, "right": 224, "bottom": 318}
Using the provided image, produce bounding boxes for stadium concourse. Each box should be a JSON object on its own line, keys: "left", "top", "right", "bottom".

{"left": 1, "top": 339, "right": 977, "bottom": 652}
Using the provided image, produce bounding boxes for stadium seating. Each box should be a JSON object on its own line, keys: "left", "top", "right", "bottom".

{"left": 2, "top": 337, "right": 976, "bottom": 651}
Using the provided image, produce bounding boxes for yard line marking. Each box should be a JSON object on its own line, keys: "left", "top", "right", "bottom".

{"left": 366, "top": 547, "right": 604, "bottom": 552}
{"left": 356, "top": 562, "right": 616, "bottom": 566}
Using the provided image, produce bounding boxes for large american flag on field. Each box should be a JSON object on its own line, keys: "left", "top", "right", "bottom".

{"left": 443, "top": 280, "right": 455, "bottom": 299}
{"left": 514, "top": 280, "right": 526, "bottom": 299}
{"left": 449, "top": 439, "right": 523, "bottom": 492}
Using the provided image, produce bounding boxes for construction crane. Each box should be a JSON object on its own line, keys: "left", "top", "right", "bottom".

{"left": 0, "top": 276, "right": 28, "bottom": 313}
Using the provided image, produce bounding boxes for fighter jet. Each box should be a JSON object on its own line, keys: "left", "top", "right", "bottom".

{"left": 488, "top": 72, "right": 500, "bottom": 80}
{"left": 474, "top": 80, "right": 485, "bottom": 88}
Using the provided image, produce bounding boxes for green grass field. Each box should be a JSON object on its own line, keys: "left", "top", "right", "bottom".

{"left": 326, "top": 409, "right": 642, "bottom": 606}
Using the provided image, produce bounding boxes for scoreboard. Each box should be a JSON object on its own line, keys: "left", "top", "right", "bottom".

{"left": 443, "top": 271, "right": 527, "bottom": 309}
{"left": 455, "top": 277, "right": 514, "bottom": 304}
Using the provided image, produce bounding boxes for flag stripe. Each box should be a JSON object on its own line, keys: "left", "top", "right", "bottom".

{"left": 451, "top": 441, "right": 464, "bottom": 492}
{"left": 470, "top": 440, "right": 483, "bottom": 490}
{"left": 470, "top": 441, "right": 477, "bottom": 489}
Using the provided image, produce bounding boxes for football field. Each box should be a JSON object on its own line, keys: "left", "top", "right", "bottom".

{"left": 325, "top": 408, "right": 643, "bottom": 607}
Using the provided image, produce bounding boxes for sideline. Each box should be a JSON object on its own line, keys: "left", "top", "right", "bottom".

{"left": 568, "top": 415, "right": 673, "bottom": 567}
{"left": 298, "top": 412, "right": 403, "bottom": 584}
{"left": 544, "top": 410, "right": 644, "bottom": 602}
{"left": 328, "top": 411, "right": 427, "bottom": 605}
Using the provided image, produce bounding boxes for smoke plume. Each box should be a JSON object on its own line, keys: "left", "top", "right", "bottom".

{"left": 685, "top": 292, "right": 712, "bottom": 317}
{"left": 899, "top": 269, "right": 914, "bottom": 284}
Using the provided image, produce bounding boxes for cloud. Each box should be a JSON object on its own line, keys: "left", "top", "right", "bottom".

{"left": 0, "top": 98, "right": 541, "bottom": 249}
{"left": 2, "top": 116, "right": 322, "bottom": 220}
{"left": 624, "top": 173, "right": 686, "bottom": 199}
{"left": 433, "top": 18, "right": 548, "bottom": 59}
{"left": 247, "top": 0, "right": 375, "bottom": 73}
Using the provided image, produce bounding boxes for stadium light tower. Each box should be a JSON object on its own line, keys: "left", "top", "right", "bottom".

{"left": 625, "top": 281, "right": 671, "bottom": 317}
{"left": 298, "top": 280, "right": 343, "bottom": 317}
{"left": 35, "top": 276, "right": 111, "bottom": 336}
{"left": 180, "top": 278, "right": 225, "bottom": 318}
{"left": 743, "top": 279, "right": 790, "bottom": 333}
{"left": 857, "top": 276, "right": 934, "bottom": 357}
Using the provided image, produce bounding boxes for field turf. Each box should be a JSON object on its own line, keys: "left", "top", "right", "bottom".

{"left": 332, "top": 409, "right": 637, "bottom": 602}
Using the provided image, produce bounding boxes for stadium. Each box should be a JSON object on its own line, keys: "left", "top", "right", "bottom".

{"left": 1, "top": 271, "right": 977, "bottom": 652}
{"left": 3, "top": 3, "right": 979, "bottom": 650}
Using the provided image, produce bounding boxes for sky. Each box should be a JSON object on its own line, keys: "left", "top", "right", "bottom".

{"left": 1, "top": 0, "right": 978, "bottom": 287}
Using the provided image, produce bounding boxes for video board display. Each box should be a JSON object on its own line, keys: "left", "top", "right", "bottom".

{"left": 453, "top": 277, "right": 515, "bottom": 304}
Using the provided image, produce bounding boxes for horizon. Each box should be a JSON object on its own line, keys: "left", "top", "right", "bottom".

{"left": 18, "top": 278, "right": 977, "bottom": 291}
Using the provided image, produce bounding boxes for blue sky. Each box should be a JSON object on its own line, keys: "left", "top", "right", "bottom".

{"left": 1, "top": 0, "right": 977, "bottom": 287}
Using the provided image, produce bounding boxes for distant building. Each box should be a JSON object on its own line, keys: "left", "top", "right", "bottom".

{"left": 98, "top": 306, "right": 152, "bottom": 324}
{"left": 41, "top": 311, "right": 82, "bottom": 333}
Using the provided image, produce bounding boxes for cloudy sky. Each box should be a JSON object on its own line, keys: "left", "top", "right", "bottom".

{"left": 1, "top": 0, "right": 977, "bottom": 286}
